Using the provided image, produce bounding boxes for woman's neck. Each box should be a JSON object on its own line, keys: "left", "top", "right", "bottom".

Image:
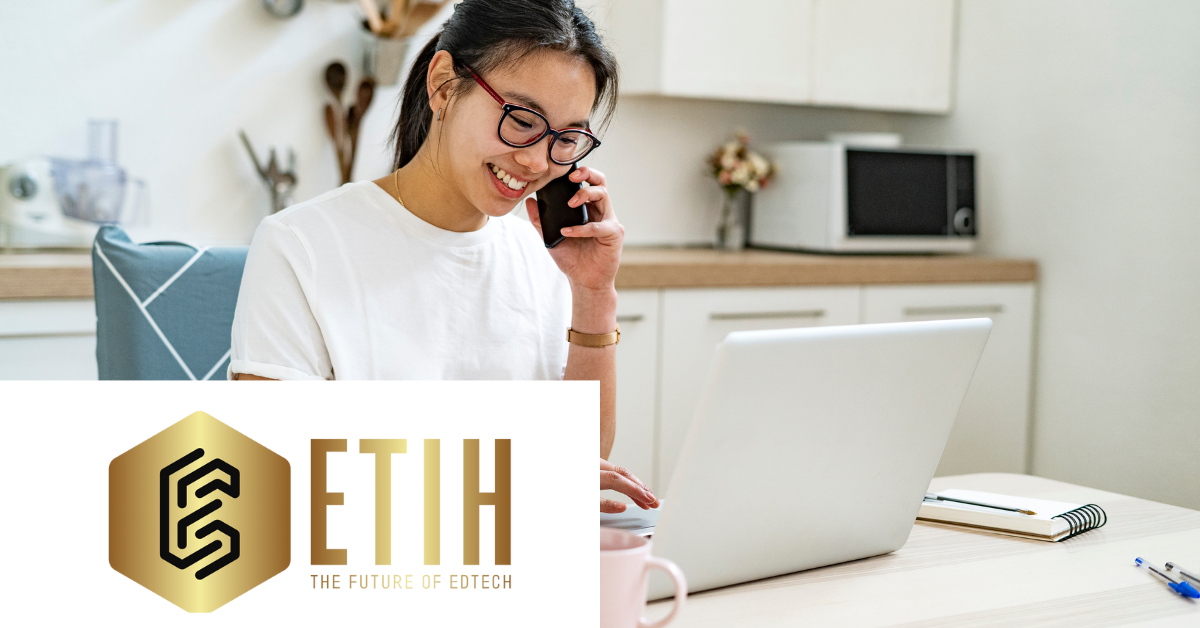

{"left": 376, "top": 149, "right": 489, "bottom": 233}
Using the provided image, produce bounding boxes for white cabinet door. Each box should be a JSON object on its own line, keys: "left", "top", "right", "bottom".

{"left": 0, "top": 299, "right": 98, "bottom": 380}
{"left": 863, "top": 283, "right": 1035, "bottom": 475}
{"left": 660, "top": 0, "right": 814, "bottom": 103}
{"left": 657, "top": 286, "right": 860, "bottom": 487}
{"left": 608, "top": 290, "right": 661, "bottom": 491}
{"left": 601, "top": 0, "right": 955, "bottom": 111}
{"left": 812, "top": 0, "right": 956, "bottom": 113}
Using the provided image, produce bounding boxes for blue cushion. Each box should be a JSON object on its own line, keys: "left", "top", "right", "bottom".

{"left": 92, "top": 226, "right": 248, "bottom": 380}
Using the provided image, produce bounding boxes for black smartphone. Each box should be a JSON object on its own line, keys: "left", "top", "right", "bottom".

{"left": 535, "top": 163, "right": 588, "bottom": 248}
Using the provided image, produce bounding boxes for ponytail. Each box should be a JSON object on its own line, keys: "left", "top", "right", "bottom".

{"left": 388, "top": 0, "right": 619, "bottom": 171}
{"left": 392, "top": 34, "right": 442, "bottom": 170}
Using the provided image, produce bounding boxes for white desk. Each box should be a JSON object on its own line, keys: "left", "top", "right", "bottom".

{"left": 647, "top": 473, "right": 1200, "bottom": 627}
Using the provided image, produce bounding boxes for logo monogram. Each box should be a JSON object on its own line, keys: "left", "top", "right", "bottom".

{"left": 110, "top": 412, "right": 290, "bottom": 613}
{"left": 160, "top": 448, "right": 241, "bottom": 579}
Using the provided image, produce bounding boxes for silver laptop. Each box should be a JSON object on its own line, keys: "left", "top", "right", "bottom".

{"left": 602, "top": 318, "right": 992, "bottom": 598}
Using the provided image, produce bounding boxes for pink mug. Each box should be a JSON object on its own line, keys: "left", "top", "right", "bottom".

{"left": 600, "top": 528, "right": 686, "bottom": 628}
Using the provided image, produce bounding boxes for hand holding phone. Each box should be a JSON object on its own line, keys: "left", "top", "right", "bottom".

{"left": 535, "top": 163, "right": 589, "bottom": 248}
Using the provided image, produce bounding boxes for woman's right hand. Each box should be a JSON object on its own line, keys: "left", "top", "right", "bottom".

{"left": 600, "top": 458, "right": 659, "bottom": 513}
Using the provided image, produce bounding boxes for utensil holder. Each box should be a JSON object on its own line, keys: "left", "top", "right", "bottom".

{"left": 361, "top": 30, "right": 412, "bottom": 87}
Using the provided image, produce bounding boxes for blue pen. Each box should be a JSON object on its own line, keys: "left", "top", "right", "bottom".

{"left": 1166, "top": 562, "right": 1200, "bottom": 586}
{"left": 1135, "top": 557, "right": 1200, "bottom": 598}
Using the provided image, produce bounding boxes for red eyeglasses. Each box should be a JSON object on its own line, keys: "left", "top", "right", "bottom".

{"left": 463, "top": 64, "right": 601, "bottom": 165}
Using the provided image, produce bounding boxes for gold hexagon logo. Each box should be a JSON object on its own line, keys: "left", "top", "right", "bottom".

{"left": 110, "top": 411, "right": 290, "bottom": 612}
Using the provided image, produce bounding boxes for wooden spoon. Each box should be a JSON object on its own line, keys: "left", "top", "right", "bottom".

{"left": 324, "top": 104, "right": 346, "bottom": 182}
{"left": 324, "top": 62, "right": 347, "bottom": 101}
{"left": 389, "top": 0, "right": 407, "bottom": 21}
{"left": 357, "top": 0, "right": 384, "bottom": 34}
{"left": 399, "top": 0, "right": 449, "bottom": 38}
{"left": 345, "top": 78, "right": 377, "bottom": 183}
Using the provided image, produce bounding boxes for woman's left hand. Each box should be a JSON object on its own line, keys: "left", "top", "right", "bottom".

{"left": 600, "top": 458, "right": 658, "bottom": 513}
{"left": 525, "top": 166, "right": 623, "bottom": 291}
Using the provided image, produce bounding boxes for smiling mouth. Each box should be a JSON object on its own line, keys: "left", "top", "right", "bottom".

{"left": 488, "top": 163, "right": 529, "bottom": 191}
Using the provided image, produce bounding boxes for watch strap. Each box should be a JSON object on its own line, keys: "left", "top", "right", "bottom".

{"left": 566, "top": 324, "right": 620, "bottom": 348}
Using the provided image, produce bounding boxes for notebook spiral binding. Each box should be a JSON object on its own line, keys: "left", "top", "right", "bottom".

{"left": 1052, "top": 504, "right": 1107, "bottom": 540}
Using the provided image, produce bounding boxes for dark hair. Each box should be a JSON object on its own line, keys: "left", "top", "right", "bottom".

{"left": 390, "top": 0, "right": 618, "bottom": 170}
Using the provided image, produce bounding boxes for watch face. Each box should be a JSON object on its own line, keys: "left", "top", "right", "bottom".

{"left": 262, "top": 0, "right": 304, "bottom": 18}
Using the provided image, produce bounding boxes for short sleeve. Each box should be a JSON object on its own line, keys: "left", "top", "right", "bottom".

{"left": 229, "top": 218, "right": 332, "bottom": 380}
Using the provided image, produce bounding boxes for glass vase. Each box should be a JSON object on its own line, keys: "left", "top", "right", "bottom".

{"left": 715, "top": 187, "right": 751, "bottom": 251}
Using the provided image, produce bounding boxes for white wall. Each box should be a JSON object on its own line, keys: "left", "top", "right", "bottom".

{"left": 894, "top": 0, "right": 1200, "bottom": 510}
{"left": 0, "top": 0, "right": 438, "bottom": 244}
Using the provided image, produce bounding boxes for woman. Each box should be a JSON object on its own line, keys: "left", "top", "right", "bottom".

{"left": 229, "top": 0, "right": 655, "bottom": 514}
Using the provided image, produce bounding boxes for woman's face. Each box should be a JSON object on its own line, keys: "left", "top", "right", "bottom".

{"left": 432, "top": 51, "right": 598, "bottom": 218}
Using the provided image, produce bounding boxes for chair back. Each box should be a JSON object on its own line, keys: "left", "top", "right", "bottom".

{"left": 92, "top": 226, "right": 248, "bottom": 380}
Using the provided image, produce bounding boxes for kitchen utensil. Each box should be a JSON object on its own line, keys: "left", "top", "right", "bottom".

{"left": 261, "top": 0, "right": 304, "bottom": 18}
{"left": 327, "top": 76, "right": 375, "bottom": 184}
{"left": 324, "top": 104, "right": 345, "bottom": 178}
{"left": 360, "top": 32, "right": 412, "bottom": 86}
{"left": 357, "top": 0, "right": 384, "bottom": 33}
{"left": 353, "top": 77, "right": 375, "bottom": 129}
{"left": 324, "top": 61, "right": 347, "bottom": 104}
{"left": 389, "top": 0, "right": 406, "bottom": 22}
{"left": 342, "top": 104, "right": 357, "bottom": 184}
{"left": 52, "top": 120, "right": 145, "bottom": 225}
{"left": 399, "top": 0, "right": 448, "bottom": 37}
{"left": 376, "top": 0, "right": 407, "bottom": 36}
{"left": 324, "top": 61, "right": 349, "bottom": 168}
{"left": 345, "top": 77, "right": 376, "bottom": 183}
{"left": 239, "top": 131, "right": 298, "bottom": 214}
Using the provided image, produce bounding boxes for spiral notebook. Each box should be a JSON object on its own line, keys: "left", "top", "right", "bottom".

{"left": 918, "top": 489, "right": 1107, "bottom": 542}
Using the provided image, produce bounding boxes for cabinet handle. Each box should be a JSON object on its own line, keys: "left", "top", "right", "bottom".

{"left": 0, "top": 330, "right": 95, "bottom": 339}
{"left": 616, "top": 314, "right": 645, "bottom": 323}
{"left": 710, "top": 309, "right": 826, "bottom": 321}
{"left": 903, "top": 304, "right": 1004, "bottom": 317}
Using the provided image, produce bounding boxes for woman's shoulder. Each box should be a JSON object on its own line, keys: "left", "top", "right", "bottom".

{"left": 267, "top": 182, "right": 383, "bottom": 229}
{"left": 251, "top": 181, "right": 392, "bottom": 250}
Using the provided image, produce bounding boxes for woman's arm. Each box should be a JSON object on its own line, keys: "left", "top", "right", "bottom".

{"left": 565, "top": 286, "right": 618, "bottom": 458}
{"left": 525, "top": 165, "right": 623, "bottom": 460}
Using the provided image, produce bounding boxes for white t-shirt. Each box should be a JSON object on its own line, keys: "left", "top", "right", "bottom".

{"left": 228, "top": 181, "right": 573, "bottom": 381}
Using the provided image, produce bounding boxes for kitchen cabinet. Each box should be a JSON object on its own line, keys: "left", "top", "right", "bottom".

{"left": 812, "top": 0, "right": 956, "bottom": 112}
{"left": 597, "top": 0, "right": 956, "bottom": 113}
{"left": 631, "top": 0, "right": 814, "bottom": 104}
{"left": 608, "top": 289, "right": 661, "bottom": 488}
{"left": 862, "top": 283, "right": 1035, "bottom": 476}
{"left": 0, "top": 299, "right": 97, "bottom": 380}
{"left": 656, "top": 286, "right": 861, "bottom": 487}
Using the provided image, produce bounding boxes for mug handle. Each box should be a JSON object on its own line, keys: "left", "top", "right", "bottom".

{"left": 638, "top": 556, "right": 686, "bottom": 628}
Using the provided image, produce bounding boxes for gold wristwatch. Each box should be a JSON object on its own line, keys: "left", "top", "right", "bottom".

{"left": 566, "top": 324, "right": 620, "bottom": 348}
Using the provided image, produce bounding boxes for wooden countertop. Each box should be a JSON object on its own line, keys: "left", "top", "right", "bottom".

{"left": 614, "top": 248, "right": 1037, "bottom": 289}
{"left": 0, "top": 253, "right": 93, "bottom": 300}
{"left": 0, "top": 248, "right": 1037, "bottom": 300}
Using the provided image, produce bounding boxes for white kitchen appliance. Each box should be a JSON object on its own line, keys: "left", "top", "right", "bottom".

{"left": 0, "top": 158, "right": 99, "bottom": 249}
{"left": 750, "top": 141, "right": 976, "bottom": 253}
{"left": 1, "top": 121, "right": 142, "bottom": 249}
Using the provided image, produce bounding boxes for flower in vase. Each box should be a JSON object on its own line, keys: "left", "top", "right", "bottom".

{"left": 707, "top": 132, "right": 776, "bottom": 196}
